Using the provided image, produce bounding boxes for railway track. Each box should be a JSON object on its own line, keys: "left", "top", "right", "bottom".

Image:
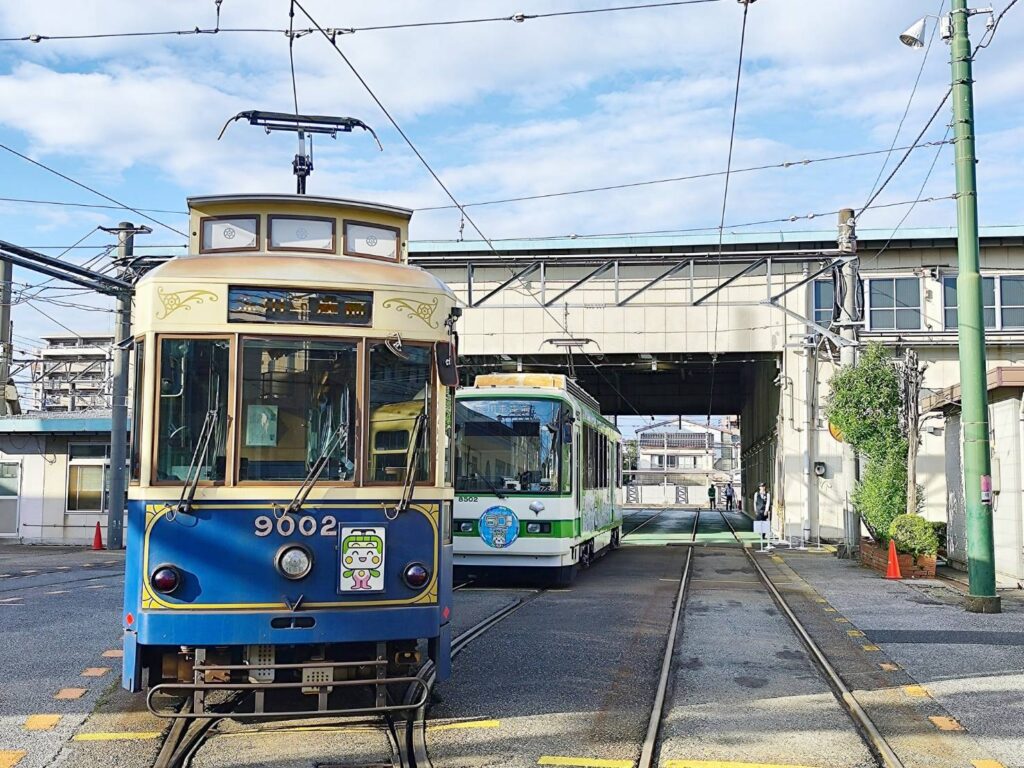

{"left": 152, "top": 590, "right": 545, "bottom": 768}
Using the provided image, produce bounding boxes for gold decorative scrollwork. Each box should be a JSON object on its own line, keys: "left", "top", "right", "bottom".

{"left": 157, "top": 287, "right": 219, "bottom": 319}
{"left": 382, "top": 296, "right": 440, "bottom": 328}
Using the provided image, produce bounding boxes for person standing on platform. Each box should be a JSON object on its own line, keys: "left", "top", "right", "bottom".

{"left": 707, "top": 482, "right": 716, "bottom": 510}
{"left": 754, "top": 482, "right": 771, "bottom": 540}
{"left": 724, "top": 482, "right": 735, "bottom": 511}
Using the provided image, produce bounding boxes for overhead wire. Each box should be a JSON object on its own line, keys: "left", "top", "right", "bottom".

{"left": 0, "top": 197, "right": 187, "bottom": 215}
{"left": 0, "top": 0, "right": 720, "bottom": 43}
{"left": 0, "top": 143, "right": 187, "bottom": 237}
{"left": 707, "top": 0, "right": 751, "bottom": 425}
{"left": 864, "top": 0, "right": 945, "bottom": 203}
{"left": 291, "top": 0, "right": 652, "bottom": 418}
{"left": 974, "top": 0, "right": 1020, "bottom": 52}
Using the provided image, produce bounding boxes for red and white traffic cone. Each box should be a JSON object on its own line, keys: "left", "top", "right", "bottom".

{"left": 92, "top": 521, "right": 104, "bottom": 551}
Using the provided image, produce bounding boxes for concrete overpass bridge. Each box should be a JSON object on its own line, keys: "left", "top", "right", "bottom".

{"left": 409, "top": 224, "right": 1024, "bottom": 557}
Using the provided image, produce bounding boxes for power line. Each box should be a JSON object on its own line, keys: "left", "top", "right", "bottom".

{"left": 414, "top": 142, "right": 952, "bottom": 212}
{"left": 292, "top": 0, "right": 649, "bottom": 418}
{"left": 708, "top": 0, "right": 752, "bottom": 425}
{"left": 865, "top": 0, "right": 945, "bottom": 202}
{"left": 974, "top": 0, "right": 1020, "bottom": 52}
{"left": 0, "top": 197, "right": 187, "bottom": 215}
{"left": 0, "top": 0, "right": 720, "bottom": 43}
{"left": 0, "top": 142, "right": 187, "bottom": 237}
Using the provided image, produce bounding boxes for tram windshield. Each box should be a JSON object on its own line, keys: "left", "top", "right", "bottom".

{"left": 156, "top": 339, "right": 230, "bottom": 482}
{"left": 239, "top": 339, "right": 357, "bottom": 482}
{"left": 455, "top": 398, "right": 570, "bottom": 495}
{"left": 367, "top": 343, "right": 432, "bottom": 483}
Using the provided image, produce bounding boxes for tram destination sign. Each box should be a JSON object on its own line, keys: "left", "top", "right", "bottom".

{"left": 228, "top": 287, "right": 373, "bottom": 326}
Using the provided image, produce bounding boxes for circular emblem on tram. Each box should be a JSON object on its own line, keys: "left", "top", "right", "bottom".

{"left": 223, "top": 227, "right": 236, "bottom": 240}
{"left": 366, "top": 234, "right": 378, "bottom": 247}
{"left": 478, "top": 506, "right": 519, "bottom": 549}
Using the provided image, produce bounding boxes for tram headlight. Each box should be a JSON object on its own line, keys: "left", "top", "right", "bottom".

{"left": 403, "top": 562, "right": 430, "bottom": 589}
{"left": 150, "top": 564, "right": 182, "bottom": 595}
{"left": 526, "top": 522, "right": 552, "bottom": 534}
{"left": 459, "top": 522, "right": 474, "bottom": 533}
{"left": 275, "top": 545, "right": 313, "bottom": 580}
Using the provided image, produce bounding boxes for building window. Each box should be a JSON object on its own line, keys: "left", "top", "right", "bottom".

{"left": 67, "top": 443, "right": 110, "bottom": 513}
{"left": 666, "top": 455, "right": 678, "bottom": 469}
{"left": 813, "top": 280, "right": 835, "bottom": 326}
{"left": 1001, "top": 277, "right": 1024, "bottom": 329}
{"left": 868, "top": 277, "right": 922, "bottom": 330}
{"left": 651, "top": 454, "right": 665, "bottom": 469}
{"left": 943, "top": 276, "right": 997, "bottom": 329}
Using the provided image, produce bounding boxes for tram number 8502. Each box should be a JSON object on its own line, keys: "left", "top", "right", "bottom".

{"left": 254, "top": 514, "right": 338, "bottom": 538}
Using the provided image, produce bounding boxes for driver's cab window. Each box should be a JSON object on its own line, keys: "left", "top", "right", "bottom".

{"left": 367, "top": 343, "right": 431, "bottom": 483}
{"left": 156, "top": 338, "right": 230, "bottom": 482}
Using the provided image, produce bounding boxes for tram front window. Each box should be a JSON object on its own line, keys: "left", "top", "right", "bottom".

{"left": 156, "top": 339, "right": 229, "bottom": 482}
{"left": 239, "top": 339, "right": 357, "bottom": 482}
{"left": 455, "top": 399, "right": 569, "bottom": 494}
{"left": 367, "top": 343, "right": 431, "bottom": 483}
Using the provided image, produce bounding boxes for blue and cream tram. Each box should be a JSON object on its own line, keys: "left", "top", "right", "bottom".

{"left": 453, "top": 373, "right": 623, "bottom": 584}
{"left": 122, "top": 194, "right": 458, "bottom": 716}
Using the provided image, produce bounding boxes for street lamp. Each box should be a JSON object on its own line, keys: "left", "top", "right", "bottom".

{"left": 900, "top": 2, "right": 1000, "bottom": 613}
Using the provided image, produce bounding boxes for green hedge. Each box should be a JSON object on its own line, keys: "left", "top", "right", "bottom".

{"left": 852, "top": 448, "right": 908, "bottom": 542}
{"left": 888, "top": 514, "right": 939, "bottom": 558}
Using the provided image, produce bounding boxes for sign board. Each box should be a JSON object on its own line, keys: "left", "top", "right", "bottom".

{"left": 753, "top": 520, "right": 771, "bottom": 536}
{"left": 339, "top": 527, "right": 386, "bottom": 592}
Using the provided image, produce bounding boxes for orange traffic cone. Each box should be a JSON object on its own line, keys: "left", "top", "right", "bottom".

{"left": 92, "top": 521, "right": 104, "bottom": 551}
{"left": 885, "top": 538, "right": 902, "bottom": 580}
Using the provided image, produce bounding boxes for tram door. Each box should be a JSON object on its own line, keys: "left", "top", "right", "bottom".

{"left": 0, "top": 462, "right": 20, "bottom": 536}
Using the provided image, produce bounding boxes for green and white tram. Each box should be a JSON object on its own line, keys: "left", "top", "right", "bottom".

{"left": 453, "top": 373, "right": 623, "bottom": 584}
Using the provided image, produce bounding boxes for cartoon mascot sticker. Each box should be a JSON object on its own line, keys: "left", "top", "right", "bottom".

{"left": 340, "top": 527, "right": 386, "bottom": 592}
{"left": 478, "top": 506, "right": 519, "bottom": 549}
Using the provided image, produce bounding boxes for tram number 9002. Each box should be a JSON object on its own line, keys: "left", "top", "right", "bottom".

{"left": 254, "top": 514, "right": 338, "bottom": 538}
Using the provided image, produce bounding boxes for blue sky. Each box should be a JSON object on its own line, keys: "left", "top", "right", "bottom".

{"left": 0, "top": 0, "right": 1022, "bottom": 407}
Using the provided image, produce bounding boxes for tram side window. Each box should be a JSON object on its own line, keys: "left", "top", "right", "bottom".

{"left": 368, "top": 343, "right": 432, "bottom": 483}
{"left": 130, "top": 339, "right": 144, "bottom": 481}
{"left": 239, "top": 339, "right": 357, "bottom": 482}
{"left": 156, "top": 339, "right": 230, "bottom": 482}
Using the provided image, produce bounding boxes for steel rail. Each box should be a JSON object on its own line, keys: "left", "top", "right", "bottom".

{"left": 712, "top": 508, "right": 905, "bottom": 768}
{"left": 621, "top": 507, "right": 668, "bottom": 537}
{"left": 405, "top": 590, "right": 547, "bottom": 767}
{"left": 636, "top": 513, "right": 697, "bottom": 768}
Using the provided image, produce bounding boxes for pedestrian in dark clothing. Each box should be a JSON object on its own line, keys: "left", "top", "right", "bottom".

{"left": 724, "top": 482, "right": 735, "bottom": 511}
{"left": 707, "top": 483, "right": 716, "bottom": 510}
{"left": 754, "top": 482, "right": 771, "bottom": 540}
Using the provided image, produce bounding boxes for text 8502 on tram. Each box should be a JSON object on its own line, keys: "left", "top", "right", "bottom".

{"left": 122, "top": 194, "right": 459, "bottom": 717}
{"left": 453, "top": 373, "right": 623, "bottom": 585}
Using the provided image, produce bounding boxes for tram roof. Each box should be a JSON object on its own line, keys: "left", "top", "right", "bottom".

{"left": 187, "top": 194, "right": 412, "bottom": 219}
{"left": 140, "top": 252, "right": 453, "bottom": 294}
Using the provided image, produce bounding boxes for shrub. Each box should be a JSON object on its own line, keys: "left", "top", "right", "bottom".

{"left": 888, "top": 514, "right": 939, "bottom": 559}
{"left": 825, "top": 343, "right": 904, "bottom": 458}
{"left": 930, "top": 521, "right": 947, "bottom": 554}
{"left": 852, "top": 448, "right": 907, "bottom": 542}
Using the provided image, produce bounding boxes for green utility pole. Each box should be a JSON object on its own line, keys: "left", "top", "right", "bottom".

{"left": 950, "top": 0, "right": 1000, "bottom": 613}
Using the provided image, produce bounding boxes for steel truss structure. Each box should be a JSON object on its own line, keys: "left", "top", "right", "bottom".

{"left": 410, "top": 248, "right": 857, "bottom": 348}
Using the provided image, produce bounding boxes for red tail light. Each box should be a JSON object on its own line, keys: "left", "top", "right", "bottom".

{"left": 150, "top": 565, "right": 181, "bottom": 594}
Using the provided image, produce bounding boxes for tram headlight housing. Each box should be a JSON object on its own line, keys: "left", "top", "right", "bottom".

{"left": 403, "top": 562, "right": 430, "bottom": 589}
{"left": 275, "top": 544, "right": 313, "bottom": 580}
{"left": 150, "top": 564, "right": 182, "bottom": 595}
{"left": 459, "top": 521, "right": 474, "bottom": 533}
{"left": 526, "top": 522, "right": 552, "bottom": 534}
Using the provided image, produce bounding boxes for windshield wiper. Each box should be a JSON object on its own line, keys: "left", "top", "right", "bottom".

{"left": 396, "top": 411, "right": 427, "bottom": 516}
{"left": 172, "top": 408, "right": 219, "bottom": 518}
{"left": 472, "top": 471, "right": 506, "bottom": 499}
{"left": 284, "top": 420, "right": 350, "bottom": 517}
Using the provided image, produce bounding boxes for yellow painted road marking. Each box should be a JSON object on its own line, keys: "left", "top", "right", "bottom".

{"left": 862, "top": 645, "right": 881, "bottom": 652}
{"left": 429, "top": 719, "right": 500, "bottom": 732}
{"left": 102, "top": 649, "right": 123, "bottom": 658}
{"left": 72, "top": 732, "right": 161, "bottom": 741}
{"left": 834, "top": 618, "right": 850, "bottom": 623}
{"left": 665, "top": 761, "right": 823, "bottom": 768}
{"left": 879, "top": 662, "right": 900, "bottom": 671}
{"left": 904, "top": 685, "right": 929, "bottom": 698}
{"left": 0, "top": 750, "right": 27, "bottom": 768}
{"left": 929, "top": 715, "right": 964, "bottom": 731}
{"left": 771, "top": 556, "right": 784, "bottom": 563}
{"left": 972, "top": 760, "right": 1007, "bottom": 768}
{"left": 54, "top": 688, "right": 87, "bottom": 700}
{"left": 538, "top": 758, "right": 633, "bottom": 768}
{"left": 25, "top": 714, "right": 61, "bottom": 730}
{"left": 823, "top": 607, "right": 837, "bottom": 612}
{"left": 81, "top": 667, "right": 110, "bottom": 678}
{"left": 847, "top": 630, "right": 865, "bottom": 637}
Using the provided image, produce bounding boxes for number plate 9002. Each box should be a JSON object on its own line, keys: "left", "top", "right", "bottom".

{"left": 254, "top": 514, "right": 338, "bottom": 538}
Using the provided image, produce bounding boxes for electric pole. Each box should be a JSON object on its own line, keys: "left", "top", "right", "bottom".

{"left": 106, "top": 222, "right": 136, "bottom": 551}
{"left": 950, "top": 0, "right": 999, "bottom": 612}
{"left": 0, "top": 257, "right": 11, "bottom": 416}
{"left": 837, "top": 208, "right": 859, "bottom": 557}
